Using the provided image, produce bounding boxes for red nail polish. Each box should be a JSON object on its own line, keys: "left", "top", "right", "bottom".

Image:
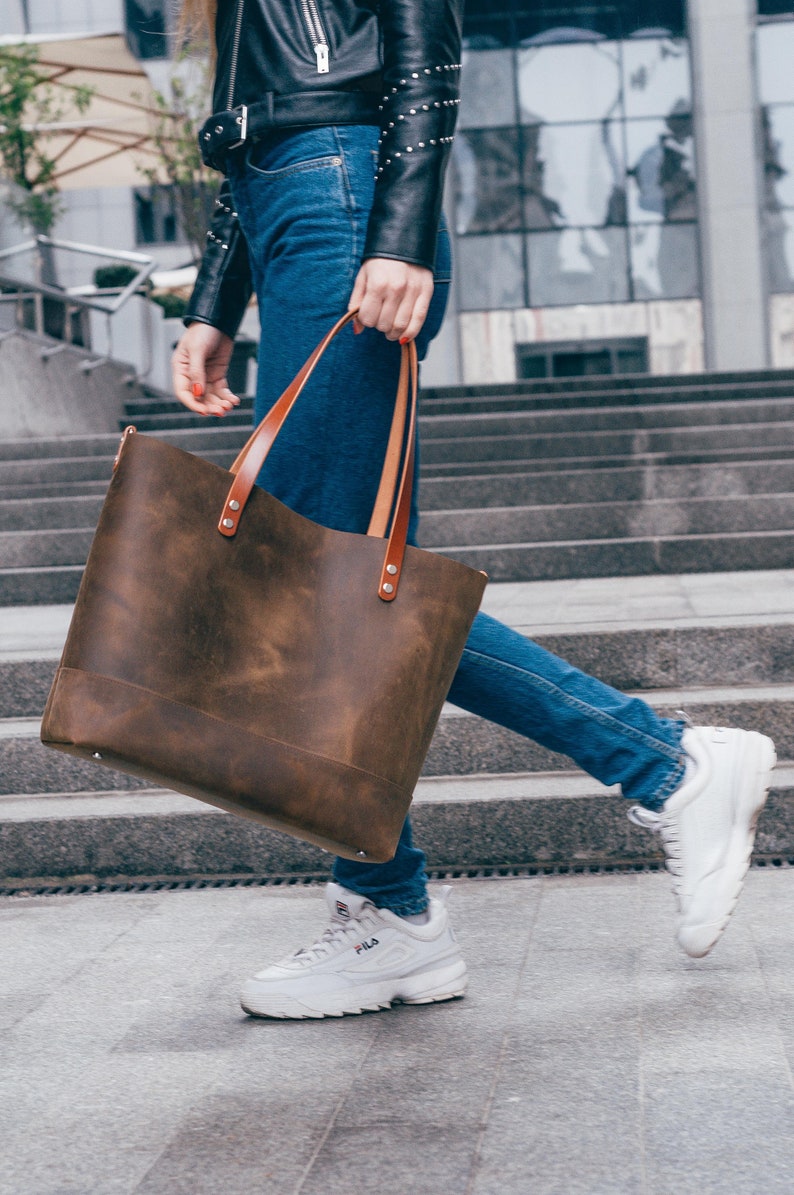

{"left": 192, "top": 382, "right": 204, "bottom": 397}
{"left": 399, "top": 337, "right": 409, "bottom": 346}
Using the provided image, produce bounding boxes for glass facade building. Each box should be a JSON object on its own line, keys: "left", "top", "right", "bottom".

{"left": 453, "top": 9, "right": 697, "bottom": 312}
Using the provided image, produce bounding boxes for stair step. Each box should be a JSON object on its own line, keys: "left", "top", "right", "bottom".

{"left": 440, "top": 528, "right": 794, "bottom": 583}
{"left": 419, "top": 444, "right": 794, "bottom": 477}
{"left": 0, "top": 496, "right": 105, "bottom": 532}
{"left": 420, "top": 422, "right": 794, "bottom": 466}
{"left": 5, "top": 527, "right": 794, "bottom": 604}
{"left": 4, "top": 617, "right": 793, "bottom": 719}
{"left": 420, "top": 459, "right": 794, "bottom": 510}
{"left": 3, "top": 683, "right": 791, "bottom": 796}
{"left": 419, "top": 398, "right": 794, "bottom": 439}
{"left": 0, "top": 529, "right": 93, "bottom": 569}
{"left": 420, "top": 494, "right": 794, "bottom": 548}
{"left": 2, "top": 764, "right": 792, "bottom": 881}
{"left": 423, "top": 367, "right": 794, "bottom": 402}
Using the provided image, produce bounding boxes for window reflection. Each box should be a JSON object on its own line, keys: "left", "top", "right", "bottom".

{"left": 527, "top": 227, "right": 629, "bottom": 306}
{"left": 762, "top": 106, "right": 794, "bottom": 209}
{"left": 452, "top": 9, "right": 699, "bottom": 309}
{"left": 761, "top": 106, "right": 794, "bottom": 292}
{"left": 625, "top": 110, "right": 696, "bottom": 224}
{"left": 524, "top": 121, "right": 626, "bottom": 231}
{"left": 458, "top": 50, "right": 516, "bottom": 129}
{"left": 453, "top": 130, "right": 522, "bottom": 234}
{"left": 630, "top": 222, "right": 699, "bottom": 299}
{"left": 757, "top": 23, "right": 794, "bottom": 106}
{"left": 456, "top": 236, "right": 525, "bottom": 310}
{"left": 621, "top": 38, "right": 691, "bottom": 119}
{"left": 517, "top": 42, "right": 621, "bottom": 124}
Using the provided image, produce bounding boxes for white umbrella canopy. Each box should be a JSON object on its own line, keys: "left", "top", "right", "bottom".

{"left": 0, "top": 31, "right": 186, "bottom": 189}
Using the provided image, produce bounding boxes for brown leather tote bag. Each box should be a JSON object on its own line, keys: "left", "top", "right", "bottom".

{"left": 40, "top": 312, "right": 487, "bottom": 862}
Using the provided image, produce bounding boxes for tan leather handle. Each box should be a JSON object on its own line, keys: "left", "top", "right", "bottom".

{"left": 218, "top": 311, "right": 418, "bottom": 602}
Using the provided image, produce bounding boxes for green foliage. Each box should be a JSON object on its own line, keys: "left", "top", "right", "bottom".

{"left": 93, "top": 263, "right": 139, "bottom": 289}
{"left": 0, "top": 45, "right": 93, "bottom": 234}
{"left": 150, "top": 290, "right": 188, "bottom": 318}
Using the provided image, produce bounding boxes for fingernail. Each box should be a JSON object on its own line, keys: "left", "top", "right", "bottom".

{"left": 192, "top": 382, "right": 204, "bottom": 397}
{"left": 399, "top": 337, "right": 409, "bottom": 346}
{"left": 354, "top": 325, "right": 362, "bottom": 335}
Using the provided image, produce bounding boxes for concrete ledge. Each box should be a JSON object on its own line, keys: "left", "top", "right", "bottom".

{"left": 1, "top": 768, "right": 792, "bottom": 883}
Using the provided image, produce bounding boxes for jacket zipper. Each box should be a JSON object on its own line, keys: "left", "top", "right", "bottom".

{"left": 301, "top": 0, "right": 330, "bottom": 73}
{"left": 227, "top": 0, "right": 246, "bottom": 108}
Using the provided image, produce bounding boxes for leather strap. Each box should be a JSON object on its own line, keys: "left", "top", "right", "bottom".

{"left": 199, "top": 92, "right": 381, "bottom": 169}
{"left": 218, "top": 311, "right": 418, "bottom": 602}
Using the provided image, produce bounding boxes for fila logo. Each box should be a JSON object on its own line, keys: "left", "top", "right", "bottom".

{"left": 336, "top": 901, "right": 350, "bottom": 920}
{"left": 354, "top": 937, "right": 379, "bottom": 954}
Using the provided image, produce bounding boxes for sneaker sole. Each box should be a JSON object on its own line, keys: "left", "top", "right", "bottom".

{"left": 240, "top": 959, "right": 469, "bottom": 1020}
{"left": 678, "top": 732, "right": 776, "bottom": 958}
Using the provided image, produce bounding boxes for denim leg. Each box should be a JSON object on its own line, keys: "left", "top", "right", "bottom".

{"left": 449, "top": 613, "right": 686, "bottom": 810}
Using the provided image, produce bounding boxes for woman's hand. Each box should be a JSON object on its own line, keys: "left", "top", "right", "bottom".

{"left": 348, "top": 258, "right": 434, "bottom": 342}
{"left": 171, "top": 322, "right": 240, "bottom": 416}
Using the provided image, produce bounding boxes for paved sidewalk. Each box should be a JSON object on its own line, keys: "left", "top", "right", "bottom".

{"left": 2, "top": 870, "right": 793, "bottom": 1194}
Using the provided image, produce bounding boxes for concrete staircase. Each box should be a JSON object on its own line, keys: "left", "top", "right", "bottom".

{"left": 5, "top": 368, "right": 794, "bottom": 604}
{"left": 2, "top": 368, "right": 794, "bottom": 884}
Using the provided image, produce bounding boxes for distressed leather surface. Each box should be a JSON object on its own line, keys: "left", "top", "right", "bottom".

{"left": 41, "top": 432, "right": 486, "bottom": 862}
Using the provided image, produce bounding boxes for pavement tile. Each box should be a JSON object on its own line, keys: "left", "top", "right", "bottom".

{"left": 1, "top": 872, "right": 793, "bottom": 1195}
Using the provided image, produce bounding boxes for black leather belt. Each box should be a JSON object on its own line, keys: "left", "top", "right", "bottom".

{"left": 199, "top": 91, "right": 381, "bottom": 170}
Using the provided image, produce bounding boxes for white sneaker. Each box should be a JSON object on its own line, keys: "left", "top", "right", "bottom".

{"left": 240, "top": 882, "right": 468, "bottom": 1019}
{"left": 629, "top": 725, "right": 776, "bottom": 958}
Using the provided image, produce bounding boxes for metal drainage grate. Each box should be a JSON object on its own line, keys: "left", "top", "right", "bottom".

{"left": 1, "top": 855, "right": 792, "bottom": 899}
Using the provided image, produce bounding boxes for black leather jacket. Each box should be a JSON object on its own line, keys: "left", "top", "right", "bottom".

{"left": 185, "top": 0, "right": 464, "bottom": 337}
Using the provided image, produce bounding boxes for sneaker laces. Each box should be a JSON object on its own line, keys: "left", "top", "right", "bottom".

{"left": 287, "top": 907, "right": 379, "bottom": 967}
{"left": 627, "top": 804, "right": 683, "bottom": 890}
{"left": 626, "top": 709, "right": 693, "bottom": 892}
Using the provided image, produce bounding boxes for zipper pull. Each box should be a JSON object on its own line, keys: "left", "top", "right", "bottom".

{"left": 315, "top": 42, "right": 329, "bottom": 73}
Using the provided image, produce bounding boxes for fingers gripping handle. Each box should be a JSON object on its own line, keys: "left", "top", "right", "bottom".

{"left": 217, "top": 312, "right": 418, "bottom": 601}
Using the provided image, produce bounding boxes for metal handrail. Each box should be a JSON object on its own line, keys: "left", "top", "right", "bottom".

{"left": 0, "top": 235, "right": 157, "bottom": 376}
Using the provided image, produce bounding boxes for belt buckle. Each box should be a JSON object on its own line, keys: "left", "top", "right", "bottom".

{"left": 226, "top": 104, "right": 248, "bottom": 150}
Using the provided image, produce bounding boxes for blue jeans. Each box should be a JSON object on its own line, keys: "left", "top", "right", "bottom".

{"left": 227, "top": 124, "right": 686, "bottom": 916}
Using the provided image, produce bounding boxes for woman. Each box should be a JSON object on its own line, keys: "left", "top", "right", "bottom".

{"left": 173, "top": 0, "right": 775, "bottom": 1020}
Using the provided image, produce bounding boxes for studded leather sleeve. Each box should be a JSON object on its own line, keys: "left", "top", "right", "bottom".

{"left": 183, "top": 179, "right": 253, "bottom": 339}
{"left": 364, "top": 0, "right": 464, "bottom": 270}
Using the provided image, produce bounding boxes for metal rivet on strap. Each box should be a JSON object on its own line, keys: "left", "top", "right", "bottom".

{"left": 386, "top": 564, "right": 398, "bottom": 575}
{"left": 229, "top": 500, "right": 240, "bottom": 511}
{"left": 92, "top": 751, "right": 103, "bottom": 760}
{"left": 222, "top": 518, "right": 234, "bottom": 529}
{"left": 356, "top": 851, "right": 368, "bottom": 858}
{"left": 382, "top": 582, "right": 394, "bottom": 594}
{"left": 215, "top": 124, "right": 223, "bottom": 133}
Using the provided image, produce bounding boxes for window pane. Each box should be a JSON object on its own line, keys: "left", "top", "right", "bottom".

{"left": 762, "top": 106, "right": 794, "bottom": 209}
{"left": 522, "top": 122, "right": 626, "bottom": 230}
{"left": 459, "top": 50, "right": 517, "bottom": 129}
{"left": 452, "top": 129, "right": 522, "bottom": 233}
{"left": 527, "top": 226, "right": 630, "bottom": 306}
{"left": 456, "top": 236, "right": 525, "bottom": 310}
{"left": 764, "top": 209, "right": 794, "bottom": 292}
{"left": 757, "top": 23, "right": 794, "bottom": 105}
{"left": 625, "top": 116, "right": 696, "bottom": 223}
{"left": 621, "top": 37, "right": 691, "bottom": 119}
{"left": 629, "top": 222, "right": 699, "bottom": 299}
{"left": 517, "top": 41, "right": 621, "bottom": 124}
{"left": 757, "top": 3, "right": 794, "bottom": 20}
